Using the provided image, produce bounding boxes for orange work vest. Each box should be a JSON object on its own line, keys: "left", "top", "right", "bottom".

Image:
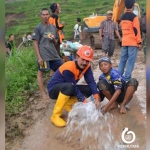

{"left": 49, "top": 17, "right": 65, "bottom": 44}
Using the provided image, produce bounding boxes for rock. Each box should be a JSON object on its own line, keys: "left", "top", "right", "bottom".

{"left": 29, "top": 97, "right": 34, "bottom": 102}
{"left": 33, "top": 100, "right": 38, "bottom": 105}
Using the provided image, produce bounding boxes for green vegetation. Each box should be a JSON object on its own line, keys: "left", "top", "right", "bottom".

{"left": 5, "top": 48, "right": 38, "bottom": 114}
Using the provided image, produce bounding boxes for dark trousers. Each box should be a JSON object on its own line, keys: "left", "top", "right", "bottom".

{"left": 102, "top": 36, "right": 115, "bottom": 57}
{"left": 49, "top": 83, "right": 92, "bottom": 99}
{"left": 97, "top": 78, "right": 138, "bottom": 103}
{"left": 55, "top": 43, "right": 61, "bottom": 57}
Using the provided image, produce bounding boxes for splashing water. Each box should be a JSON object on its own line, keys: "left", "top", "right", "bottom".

{"left": 60, "top": 101, "right": 124, "bottom": 150}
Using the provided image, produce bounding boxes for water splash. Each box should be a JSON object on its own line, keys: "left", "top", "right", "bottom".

{"left": 61, "top": 101, "right": 123, "bottom": 150}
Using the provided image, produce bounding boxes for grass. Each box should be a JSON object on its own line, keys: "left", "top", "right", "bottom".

{"left": 5, "top": 48, "right": 38, "bottom": 114}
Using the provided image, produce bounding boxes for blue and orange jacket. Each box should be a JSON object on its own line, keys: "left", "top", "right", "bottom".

{"left": 120, "top": 10, "right": 142, "bottom": 46}
{"left": 99, "top": 68, "right": 126, "bottom": 90}
{"left": 47, "top": 61, "right": 99, "bottom": 102}
{"left": 49, "top": 14, "right": 64, "bottom": 44}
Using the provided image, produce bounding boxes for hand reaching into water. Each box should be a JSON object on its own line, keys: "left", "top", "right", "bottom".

{"left": 94, "top": 98, "right": 100, "bottom": 108}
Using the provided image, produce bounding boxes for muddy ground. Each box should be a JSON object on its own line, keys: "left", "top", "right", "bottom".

{"left": 5, "top": 48, "right": 146, "bottom": 150}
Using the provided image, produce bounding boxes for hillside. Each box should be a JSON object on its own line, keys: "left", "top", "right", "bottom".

{"left": 5, "top": 0, "right": 146, "bottom": 45}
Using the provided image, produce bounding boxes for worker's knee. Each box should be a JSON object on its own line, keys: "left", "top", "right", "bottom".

{"left": 127, "top": 78, "right": 139, "bottom": 91}
{"left": 97, "top": 80, "right": 109, "bottom": 91}
{"left": 62, "top": 83, "right": 75, "bottom": 96}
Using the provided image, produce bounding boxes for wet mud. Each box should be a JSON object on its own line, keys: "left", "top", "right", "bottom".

{"left": 6, "top": 49, "right": 146, "bottom": 150}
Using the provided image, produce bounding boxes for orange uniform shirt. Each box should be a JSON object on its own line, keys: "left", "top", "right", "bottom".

{"left": 120, "top": 11, "right": 142, "bottom": 47}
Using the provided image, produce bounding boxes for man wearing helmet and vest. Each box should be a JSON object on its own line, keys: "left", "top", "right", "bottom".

{"left": 47, "top": 45, "right": 101, "bottom": 127}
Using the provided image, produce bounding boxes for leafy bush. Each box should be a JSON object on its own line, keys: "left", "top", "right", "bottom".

{"left": 5, "top": 48, "right": 38, "bottom": 114}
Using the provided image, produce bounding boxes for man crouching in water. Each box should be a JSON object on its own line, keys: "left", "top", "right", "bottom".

{"left": 47, "top": 45, "right": 103, "bottom": 127}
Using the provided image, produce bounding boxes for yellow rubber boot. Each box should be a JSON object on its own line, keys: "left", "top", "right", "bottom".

{"left": 63, "top": 97, "right": 78, "bottom": 112}
{"left": 51, "top": 92, "right": 70, "bottom": 127}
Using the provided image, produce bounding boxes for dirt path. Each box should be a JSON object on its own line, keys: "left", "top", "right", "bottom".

{"left": 6, "top": 49, "right": 146, "bottom": 150}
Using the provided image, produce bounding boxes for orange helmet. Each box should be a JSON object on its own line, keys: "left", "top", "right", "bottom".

{"left": 76, "top": 45, "right": 93, "bottom": 61}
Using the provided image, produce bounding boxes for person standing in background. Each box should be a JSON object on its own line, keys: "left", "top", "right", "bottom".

{"left": 22, "top": 34, "right": 27, "bottom": 47}
{"left": 6, "top": 34, "right": 14, "bottom": 56}
{"left": 118, "top": 0, "right": 142, "bottom": 82}
{"left": 49, "top": 3, "right": 65, "bottom": 56}
{"left": 32, "top": 8, "right": 63, "bottom": 101}
{"left": 74, "top": 18, "right": 82, "bottom": 42}
{"left": 99, "top": 10, "right": 121, "bottom": 58}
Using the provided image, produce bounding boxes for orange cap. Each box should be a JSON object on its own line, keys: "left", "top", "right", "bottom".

{"left": 76, "top": 45, "right": 93, "bottom": 61}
